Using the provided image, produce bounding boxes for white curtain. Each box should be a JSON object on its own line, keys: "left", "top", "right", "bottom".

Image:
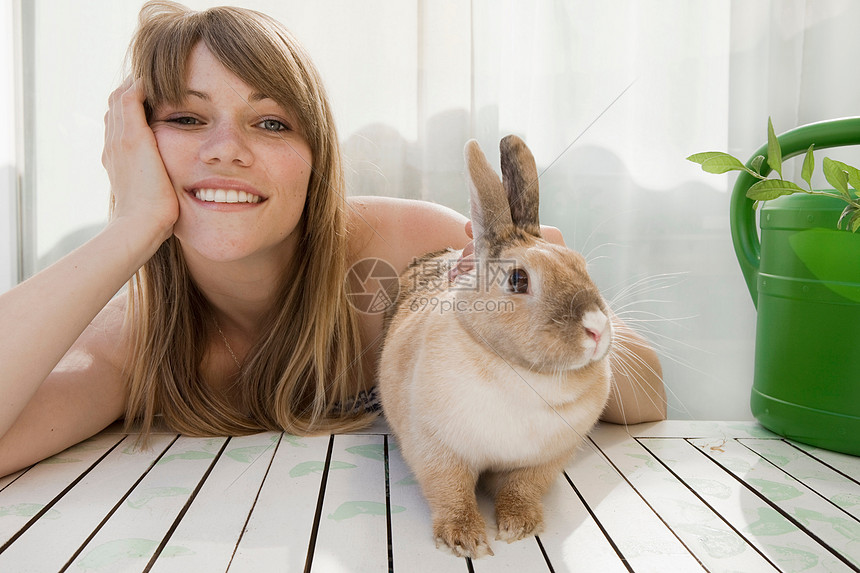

{"left": 18, "top": 0, "right": 860, "bottom": 420}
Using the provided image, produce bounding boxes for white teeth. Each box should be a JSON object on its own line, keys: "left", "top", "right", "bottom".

{"left": 194, "top": 188, "right": 261, "bottom": 204}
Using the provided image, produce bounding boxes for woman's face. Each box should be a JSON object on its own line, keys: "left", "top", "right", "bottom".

{"left": 150, "top": 42, "right": 312, "bottom": 265}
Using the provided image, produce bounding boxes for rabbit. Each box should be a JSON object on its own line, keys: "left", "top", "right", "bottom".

{"left": 378, "top": 135, "right": 613, "bottom": 559}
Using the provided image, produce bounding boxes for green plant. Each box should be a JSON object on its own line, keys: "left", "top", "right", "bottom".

{"left": 687, "top": 118, "right": 860, "bottom": 232}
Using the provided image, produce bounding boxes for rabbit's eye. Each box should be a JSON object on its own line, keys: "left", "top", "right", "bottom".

{"left": 508, "top": 268, "right": 529, "bottom": 294}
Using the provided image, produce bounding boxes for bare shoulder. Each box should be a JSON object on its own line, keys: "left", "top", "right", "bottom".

{"left": 346, "top": 196, "right": 469, "bottom": 274}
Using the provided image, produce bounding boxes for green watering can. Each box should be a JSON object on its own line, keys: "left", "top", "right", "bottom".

{"left": 731, "top": 117, "right": 860, "bottom": 456}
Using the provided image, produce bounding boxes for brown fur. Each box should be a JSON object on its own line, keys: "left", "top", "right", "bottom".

{"left": 379, "top": 136, "right": 612, "bottom": 558}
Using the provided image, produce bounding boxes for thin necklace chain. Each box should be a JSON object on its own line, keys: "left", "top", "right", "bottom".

{"left": 213, "top": 315, "right": 243, "bottom": 372}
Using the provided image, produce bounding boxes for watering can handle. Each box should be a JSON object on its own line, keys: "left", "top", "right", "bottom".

{"left": 731, "top": 117, "right": 860, "bottom": 307}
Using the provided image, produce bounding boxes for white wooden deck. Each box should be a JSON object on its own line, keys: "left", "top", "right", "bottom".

{"left": 0, "top": 420, "right": 857, "bottom": 572}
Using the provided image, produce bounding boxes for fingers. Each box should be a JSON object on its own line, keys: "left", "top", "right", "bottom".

{"left": 103, "top": 77, "right": 135, "bottom": 171}
{"left": 103, "top": 77, "right": 151, "bottom": 180}
{"left": 450, "top": 220, "right": 565, "bottom": 282}
{"left": 540, "top": 224, "right": 566, "bottom": 246}
{"left": 447, "top": 252, "right": 475, "bottom": 282}
{"left": 448, "top": 220, "right": 476, "bottom": 281}
{"left": 100, "top": 76, "right": 179, "bottom": 235}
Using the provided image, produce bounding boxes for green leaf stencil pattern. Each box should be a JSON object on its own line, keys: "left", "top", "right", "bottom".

{"left": 65, "top": 439, "right": 114, "bottom": 453}
{"left": 624, "top": 453, "right": 663, "bottom": 472}
{"left": 745, "top": 507, "right": 796, "bottom": 536}
{"left": 686, "top": 478, "right": 732, "bottom": 499}
{"left": 0, "top": 503, "right": 60, "bottom": 520}
{"left": 831, "top": 492, "right": 860, "bottom": 509}
{"left": 747, "top": 478, "right": 803, "bottom": 501}
{"left": 793, "top": 507, "right": 860, "bottom": 542}
{"left": 762, "top": 544, "right": 819, "bottom": 571}
{"left": 156, "top": 451, "right": 216, "bottom": 465}
{"left": 75, "top": 538, "right": 193, "bottom": 570}
{"left": 41, "top": 456, "right": 83, "bottom": 465}
{"left": 345, "top": 444, "right": 385, "bottom": 461}
{"left": 226, "top": 445, "right": 274, "bottom": 464}
{"left": 289, "top": 460, "right": 356, "bottom": 478}
{"left": 282, "top": 434, "right": 308, "bottom": 448}
{"left": 677, "top": 523, "right": 746, "bottom": 558}
{"left": 395, "top": 475, "right": 418, "bottom": 486}
{"left": 126, "top": 487, "right": 191, "bottom": 509}
{"left": 327, "top": 501, "right": 404, "bottom": 521}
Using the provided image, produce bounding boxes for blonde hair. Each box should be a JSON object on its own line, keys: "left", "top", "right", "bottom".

{"left": 122, "top": 1, "right": 374, "bottom": 437}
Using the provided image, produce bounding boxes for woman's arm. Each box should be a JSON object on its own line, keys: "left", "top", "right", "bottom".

{"left": 0, "top": 299, "right": 130, "bottom": 476}
{"left": 0, "top": 79, "right": 178, "bottom": 473}
{"left": 347, "top": 196, "right": 470, "bottom": 274}
{"left": 602, "top": 317, "right": 667, "bottom": 424}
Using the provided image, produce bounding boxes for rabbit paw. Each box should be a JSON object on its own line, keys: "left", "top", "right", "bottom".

{"left": 433, "top": 516, "right": 494, "bottom": 558}
{"left": 495, "top": 504, "right": 544, "bottom": 543}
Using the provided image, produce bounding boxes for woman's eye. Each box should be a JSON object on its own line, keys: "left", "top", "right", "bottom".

{"left": 259, "top": 118, "right": 288, "bottom": 132}
{"left": 507, "top": 268, "right": 529, "bottom": 294}
{"left": 170, "top": 116, "right": 199, "bottom": 126}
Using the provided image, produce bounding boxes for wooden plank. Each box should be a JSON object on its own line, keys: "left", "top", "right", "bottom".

{"left": 386, "top": 437, "right": 468, "bottom": 572}
{"left": 148, "top": 432, "right": 281, "bottom": 573}
{"left": 793, "top": 442, "right": 860, "bottom": 485}
{"left": 740, "top": 439, "right": 860, "bottom": 521}
{"left": 645, "top": 437, "right": 854, "bottom": 572}
{"left": 0, "top": 469, "right": 26, "bottom": 493}
{"left": 309, "top": 434, "right": 389, "bottom": 572}
{"left": 65, "top": 436, "right": 227, "bottom": 572}
{"left": 0, "top": 434, "right": 175, "bottom": 572}
{"left": 628, "top": 420, "right": 778, "bottom": 439}
{"left": 691, "top": 437, "right": 860, "bottom": 569}
{"left": 564, "top": 436, "right": 706, "bottom": 572}
{"left": 591, "top": 425, "right": 778, "bottom": 572}
{"left": 0, "top": 432, "right": 124, "bottom": 547}
{"left": 528, "top": 472, "right": 628, "bottom": 573}
{"left": 227, "top": 434, "right": 332, "bottom": 572}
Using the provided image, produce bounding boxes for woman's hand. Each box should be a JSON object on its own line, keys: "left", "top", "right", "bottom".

{"left": 448, "top": 221, "right": 565, "bottom": 280}
{"left": 102, "top": 77, "right": 178, "bottom": 243}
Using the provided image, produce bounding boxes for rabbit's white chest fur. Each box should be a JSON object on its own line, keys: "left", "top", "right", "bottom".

{"left": 383, "top": 310, "right": 610, "bottom": 470}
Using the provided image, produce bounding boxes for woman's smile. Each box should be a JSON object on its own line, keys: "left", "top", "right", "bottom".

{"left": 186, "top": 177, "right": 267, "bottom": 209}
{"left": 151, "top": 43, "right": 311, "bottom": 263}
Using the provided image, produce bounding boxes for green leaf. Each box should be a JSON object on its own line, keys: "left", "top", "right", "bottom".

{"left": 838, "top": 205, "right": 857, "bottom": 229}
{"left": 751, "top": 155, "right": 765, "bottom": 175}
{"left": 746, "top": 178, "right": 805, "bottom": 201}
{"left": 842, "top": 206, "right": 860, "bottom": 232}
{"left": 687, "top": 152, "right": 741, "bottom": 172}
{"left": 687, "top": 151, "right": 762, "bottom": 177}
{"left": 700, "top": 155, "right": 748, "bottom": 175}
{"left": 826, "top": 158, "right": 860, "bottom": 190}
{"left": 767, "top": 117, "right": 783, "bottom": 179}
{"left": 686, "top": 151, "right": 725, "bottom": 165}
{"left": 823, "top": 157, "right": 851, "bottom": 199}
{"left": 801, "top": 144, "right": 815, "bottom": 189}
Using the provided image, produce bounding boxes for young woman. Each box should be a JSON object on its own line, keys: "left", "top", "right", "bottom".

{"left": 0, "top": 1, "right": 664, "bottom": 477}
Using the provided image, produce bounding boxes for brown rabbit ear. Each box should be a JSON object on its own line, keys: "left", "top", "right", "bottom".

{"left": 500, "top": 135, "right": 541, "bottom": 237}
{"left": 464, "top": 139, "right": 513, "bottom": 256}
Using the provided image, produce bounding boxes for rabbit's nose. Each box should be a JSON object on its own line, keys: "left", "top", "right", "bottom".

{"left": 582, "top": 309, "right": 609, "bottom": 345}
